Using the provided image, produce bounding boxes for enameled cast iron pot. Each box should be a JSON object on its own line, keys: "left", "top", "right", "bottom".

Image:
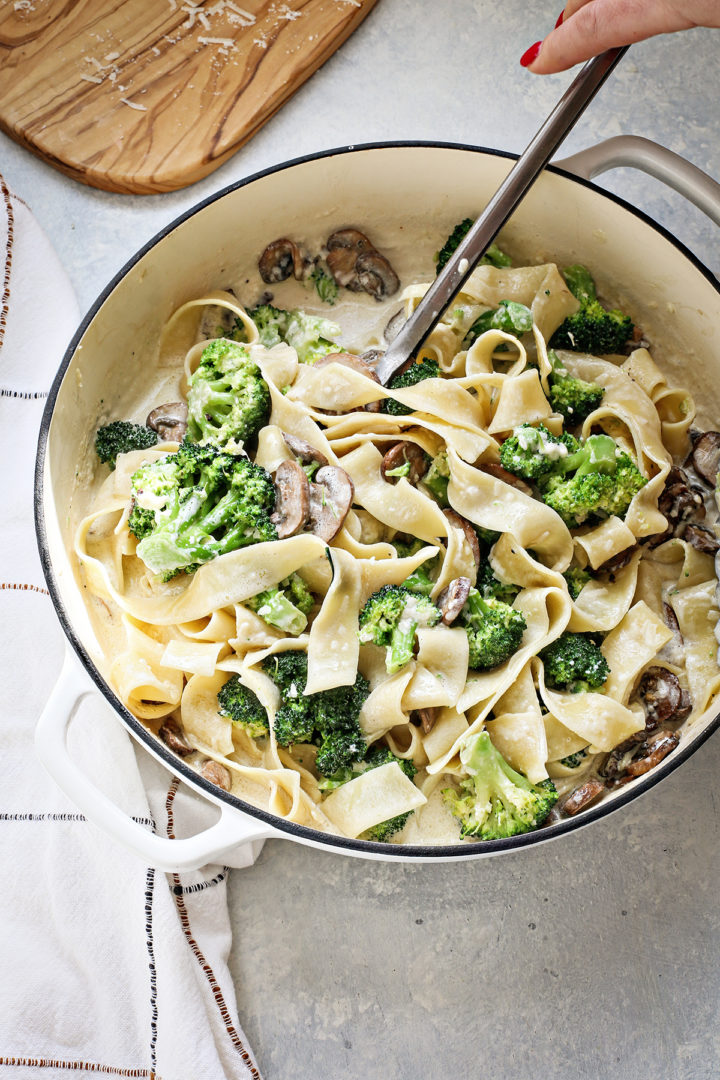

{"left": 35, "top": 139, "right": 720, "bottom": 871}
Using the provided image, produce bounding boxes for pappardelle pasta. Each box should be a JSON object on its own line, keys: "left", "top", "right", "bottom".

{"left": 77, "top": 226, "right": 720, "bottom": 845}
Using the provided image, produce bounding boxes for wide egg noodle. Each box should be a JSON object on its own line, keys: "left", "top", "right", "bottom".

{"left": 486, "top": 661, "right": 549, "bottom": 784}
{"left": 573, "top": 516, "right": 637, "bottom": 570}
{"left": 668, "top": 579, "right": 720, "bottom": 715}
{"left": 487, "top": 368, "right": 554, "bottom": 435}
{"left": 305, "top": 547, "right": 362, "bottom": 694}
{"left": 320, "top": 762, "right": 427, "bottom": 839}
{"left": 401, "top": 626, "right": 470, "bottom": 710}
{"left": 622, "top": 348, "right": 695, "bottom": 458}
{"left": 158, "top": 291, "right": 258, "bottom": 372}
{"left": 600, "top": 601, "right": 673, "bottom": 703}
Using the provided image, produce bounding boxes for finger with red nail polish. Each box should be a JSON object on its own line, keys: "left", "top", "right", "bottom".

{"left": 520, "top": 41, "right": 542, "bottom": 67}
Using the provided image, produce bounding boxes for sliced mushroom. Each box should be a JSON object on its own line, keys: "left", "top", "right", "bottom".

{"left": 688, "top": 431, "right": 720, "bottom": 486}
{"left": 381, "top": 442, "right": 429, "bottom": 486}
{"left": 597, "top": 545, "right": 637, "bottom": 577}
{"left": 199, "top": 759, "right": 232, "bottom": 791}
{"left": 658, "top": 466, "right": 706, "bottom": 528}
{"left": 360, "top": 347, "right": 385, "bottom": 367}
{"left": 417, "top": 708, "right": 439, "bottom": 734}
{"left": 479, "top": 462, "right": 533, "bottom": 497}
{"left": 282, "top": 433, "right": 329, "bottom": 471}
{"left": 355, "top": 250, "right": 400, "bottom": 300}
{"left": 437, "top": 577, "right": 472, "bottom": 625}
{"left": 635, "top": 666, "right": 683, "bottom": 729}
{"left": 159, "top": 717, "right": 193, "bottom": 758}
{"left": 622, "top": 730, "right": 680, "bottom": 780}
{"left": 308, "top": 465, "right": 354, "bottom": 542}
{"left": 271, "top": 460, "right": 310, "bottom": 538}
{"left": 598, "top": 732, "right": 646, "bottom": 780}
{"left": 146, "top": 402, "right": 188, "bottom": 442}
{"left": 314, "top": 350, "right": 381, "bottom": 383}
{"left": 684, "top": 523, "right": 720, "bottom": 555}
{"left": 443, "top": 508, "right": 481, "bottom": 570}
{"left": 384, "top": 309, "right": 406, "bottom": 344}
{"left": 560, "top": 779, "right": 605, "bottom": 816}
{"left": 662, "top": 601, "right": 683, "bottom": 641}
{"left": 258, "top": 238, "right": 307, "bottom": 283}
{"left": 326, "top": 229, "right": 375, "bottom": 288}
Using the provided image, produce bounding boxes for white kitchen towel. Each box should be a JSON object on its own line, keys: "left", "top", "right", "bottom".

{"left": 0, "top": 175, "right": 264, "bottom": 1080}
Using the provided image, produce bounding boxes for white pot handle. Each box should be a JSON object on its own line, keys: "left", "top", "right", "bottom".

{"left": 557, "top": 135, "right": 720, "bottom": 226}
{"left": 35, "top": 650, "right": 275, "bottom": 872}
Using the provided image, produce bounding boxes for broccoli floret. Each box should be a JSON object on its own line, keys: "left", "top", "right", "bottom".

{"left": 262, "top": 652, "right": 370, "bottom": 773}
{"left": 461, "top": 589, "right": 526, "bottom": 671}
{"left": 246, "top": 573, "right": 314, "bottom": 636}
{"left": 550, "top": 265, "right": 633, "bottom": 354}
{"left": 319, "top": 745, "right": 418, "bottom": 842}
{"left": 402, "top": 563, "right": 436, "bottom": 597}
{"left": 248, "top": 303, "right": 341, "bottom": 364}
{"left": 310, "top": 264, "right": 339, "bottom": 305}
{"left": 476, "top": 560, "right": 520, "bottom": 605}
{"left": 217, "top": 675, "right": 269, "bottom": 738}
{"left": 444, "top": 730, "right": 558, "bottom": 839}
{"left": 422, "top": 450, "right": 451, "bottom": 505}
{"left": 559, "top": 747, "right": 590, "bottom": 769}
{"left": 541, "top": 434, "right": 647, "bottom": 527}
{"left": 358, "top": 584, "right": 441, "bottom": 673}
{"left": 384, "top": 358, "right": 440, "bottom": 416}
{"left": 95, "top": 421, "right": 158, "bottom": 470}
{"left": 499, "top": 423, "right": 579, "bottom": 482}
{"left": 128, "top": 442, "right": 277, "bottom": 577}
{"left": 435, "top": 219, "right": 511, "bottom": 273}
{"left": 563, "top": 566, "right": 592, "bottom": 601}
{"left": 547, "top": 349, "right": 605, "bottom": 424}
{"left": 462, "top": 300, "right": 534, "bottom": 349}
{"left": 186, "top": 339, "right": 270, "bottom": 449}
{"left": 540, "top": 632, "right": 610, "bottom": 693}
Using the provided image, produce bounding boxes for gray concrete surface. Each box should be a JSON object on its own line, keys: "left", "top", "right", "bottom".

{"left": 3, "top": 1, "right": 719, "bottom": 1076}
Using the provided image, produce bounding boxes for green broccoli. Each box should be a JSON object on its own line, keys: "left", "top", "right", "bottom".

{"left": 310, "top": 264, "right": 339, "bottom": 305}
{"left": 547, "top": 350, "right": 605, "bottom": 424}
{"left": 262, "top": 652, "right": 370, "bottom": 776}
{"left": 541, "top": 433, "right": 647, "bottom": 528}
{"left": 460, "top": 589, "right": 526, "bottom": 670}
{"left": 186, "top": 339, "right": 270, "bottom": 449}
{"left": 128, "top": 442, "right": 277, "bottom": 578}
{"left": 558, "top": 747, "right": 591, "bottom": 769}
{"left": 435, "top": 219, "right": 511, "bottom": 273}
{"left": 246, "top": 573, "right": 314, "bottom": 636}
{"left": 95, "top": 421, "right": 158, "bottom": 470}
{"left": 318, "top": 745, "right": 418, "bottom": 842}
{"left": 540, "top": 632, "right": 610, "bottom": 693}
{"left": 550, "top": 265, "right": 633, "bottom": 354}
{"left": 476, "top": 560, "right": 520, "bottom": 605}
{"left": 444, "top": 730, "right": 558, "bottom": 839}
{"left": 358, "top": 584, "right": 441, "bottom": 673}
{"left": 217, "top": 675, "right": 270, "bottom": 737}
{"left": 422, "top": 450, "right": 451, "bottom": 505}
{"left": 563, "top": 566, "right": 592, "bottom": 601}
{"left": 384, "top": 358, "right": 440, "bottom": 416}
{"left": 499, "top": 423, "right": 579, "bottom": 482}
{"left": 462, "top": 300, "right": 534, "bottom": 349}
{"left": 248, "top": 303, "right": 342, "bottom": 364}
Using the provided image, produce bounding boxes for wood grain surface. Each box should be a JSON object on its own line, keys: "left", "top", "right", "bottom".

{"left": 0, "top": 0, "right": 378, "bottom": 194}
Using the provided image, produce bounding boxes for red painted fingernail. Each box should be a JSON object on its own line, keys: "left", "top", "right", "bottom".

{"left": 555, "top": 10, "right": 564, "bottom": 28}
{"left": 520, "top": 41, "right": 542, "bottom": 67}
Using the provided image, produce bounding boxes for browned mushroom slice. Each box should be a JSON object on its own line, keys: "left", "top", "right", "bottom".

{"left": 479, "top": 462, "right": 533, "bottom": 497}
{"left": 635, "top": 666, "right": 683, "bottom": 730}
{"left": 662, "top": 601, "right": 683, "bottom": 641}
{"left": 381, "top": 442, "right": 429, "bottom": 486}
{"left": 258, "top": 238, "right": 307, "bottom": 283}
{"left": 314, "top": 350, "right": 382, "bottom": 383}
{"left": 355, "top": 250, "right": 400, "bottom": 300}
{"left": 146, "top": 402, "right": 188, "bottom": 442}
{"left": 598, "top": 732, "right": 646, "bottom": 781}
{"left": 437, "top": 577, "right": 472, "bottom": 625}
{"left": 417, "top": 708, "right": 439, "bottom": 734}
{"left": 597, "top": 545, "right": 637, "bottom": 577}
{"left": 684, "top": 523, "right": 720, "bottom": 555}
{"left": 384, "top": 309, "right": 406, "bottom": 344}
{"left": 658, "top": 467, "right": 706, "bottom": 528}
{"left": 443, "top": 508, "right": 481, "bottom": 570}
{"left": 325, "top": 228, "right": 375, "bottom": 288}
{"left": 622, "top": 730, "right": 680, "bottom": 779}
{"left": 560, "top": 779, "right": 605, "bottom": 816}
{"left": 360, "top": 347, "right": 385, "bottom": 367}
{"left": 688, "top": 431, "right": 720, "bottom": 486}
{"left": 159, "top": 717, "right": 193, "bottom": 758}
{"left": 271, "top": 460, "right": 310, "bottom": 538}
{"left": 308, "top": 465, "right": 354, "bottom": 542}
{"left": 199, "top": 759, "right": 232, "bottom": 791}
{"left": 282, "top": 433, "right": 329, "bottom": 471}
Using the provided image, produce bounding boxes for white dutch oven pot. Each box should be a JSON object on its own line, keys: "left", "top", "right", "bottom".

{"left": 35, "top": 139, "right": 720, "bottom": 870}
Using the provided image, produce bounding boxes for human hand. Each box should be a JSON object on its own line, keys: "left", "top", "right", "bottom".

{"left": 521, "top": 0, "right": 720, "bottom": 73}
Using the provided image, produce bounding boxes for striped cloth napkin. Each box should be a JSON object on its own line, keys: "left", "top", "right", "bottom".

{"left": 0, "top": 175, "right": 263, "bottom": 1080}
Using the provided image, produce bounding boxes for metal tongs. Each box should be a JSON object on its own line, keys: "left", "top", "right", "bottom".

{"left": 375, "top": 46, "right": 628, "bottom": 386}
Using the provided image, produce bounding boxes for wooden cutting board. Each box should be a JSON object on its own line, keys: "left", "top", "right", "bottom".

{"left": 0, "top": 0, "right": 378, "bottom": 194}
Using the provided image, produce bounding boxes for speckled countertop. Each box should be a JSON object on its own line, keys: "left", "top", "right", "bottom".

{"left": 4, "top": 2, "right": 719, "bottom": 1077}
